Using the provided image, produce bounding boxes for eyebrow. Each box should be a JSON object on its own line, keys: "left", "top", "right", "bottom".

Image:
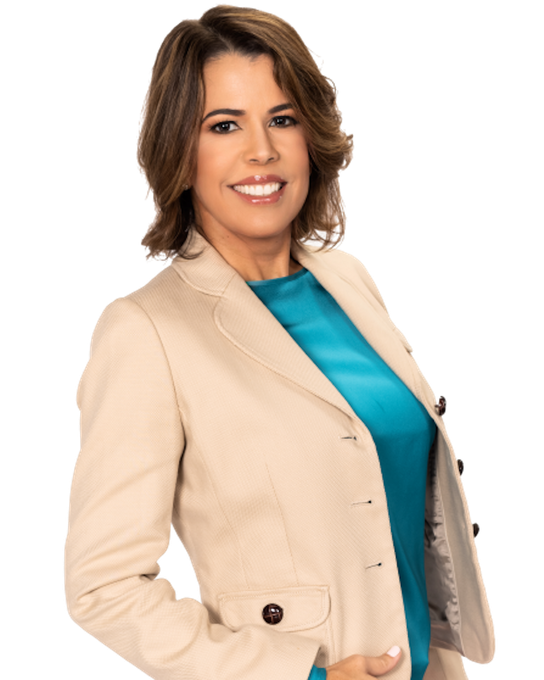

{"left": 201, "top": 102, "right": 293, "bottom": 123}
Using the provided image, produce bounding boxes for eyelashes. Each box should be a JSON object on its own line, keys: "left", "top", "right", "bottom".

{"left": 208, "top": 115, "right": 299, "bottom": 134}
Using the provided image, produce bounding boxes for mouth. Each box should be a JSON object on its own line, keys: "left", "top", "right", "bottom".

{"left": 231, "top": 182, "right": 286, "bottom": 197}
{"left": 228, "top": 182, "right": 287, "bottom": 196}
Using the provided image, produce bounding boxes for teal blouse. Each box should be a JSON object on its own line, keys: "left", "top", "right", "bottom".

{"left": 246, "top": 267, "right": 436, "bottom": 680}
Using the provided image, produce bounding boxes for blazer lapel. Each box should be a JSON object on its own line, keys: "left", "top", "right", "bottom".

{"left": 291, "top": 241, "right": 423, "bottom": 407}
{"left": 171, "top": 230, "right": 422, "bottom": 423}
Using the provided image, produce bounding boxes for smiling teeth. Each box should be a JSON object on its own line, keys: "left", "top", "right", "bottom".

{"left": 233, "top": 183, "right": 282, "bottom": 196}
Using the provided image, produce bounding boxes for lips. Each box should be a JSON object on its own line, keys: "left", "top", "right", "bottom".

{"left": 230, "top": 179, "right": 287, "bottom": 207}
{"left": 230, "top": 174, "right": 286, "bottom": 185}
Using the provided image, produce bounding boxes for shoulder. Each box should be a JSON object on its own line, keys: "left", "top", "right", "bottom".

{"left": 90, "top": 266, "right": 178, "bottom": 327}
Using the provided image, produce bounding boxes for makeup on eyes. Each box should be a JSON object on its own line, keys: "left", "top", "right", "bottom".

{"left": 201, "top": 102, "right": 294, "bottom": 123}
{"left": 206, "top": 114, "right": 298, "bottom": 134}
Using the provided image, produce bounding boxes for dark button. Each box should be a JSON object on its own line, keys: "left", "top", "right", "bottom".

{"left": 262, "top": 603, "right": 283, "bottom": 624}
{"left": 457, "top": 459, "right": 464, "bottom": 475}
{"left": 473, "top": 523, "right": 480, "bottom": 537}
{"left": 435, "top": 396, "right": 447, "bottom": 416}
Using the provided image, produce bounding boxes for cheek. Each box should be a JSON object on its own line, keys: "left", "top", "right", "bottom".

{"left": 292, "top": 137, "right": 311, "bottom": 179}
{"left": 194, "top": 140, "right": 229, "bottom": 194}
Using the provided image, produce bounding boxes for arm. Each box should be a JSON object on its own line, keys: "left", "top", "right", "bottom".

{"left": 64, "top": 296, "right": 321, "bottom": 680}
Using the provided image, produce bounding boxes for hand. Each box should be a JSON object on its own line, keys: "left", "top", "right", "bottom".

{"left": 325, "top": 646, "right": 402, "bottom": 679}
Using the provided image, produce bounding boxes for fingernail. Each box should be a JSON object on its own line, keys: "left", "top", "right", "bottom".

{"left": 387, "top": 645, "right": 401, "bottom": 657}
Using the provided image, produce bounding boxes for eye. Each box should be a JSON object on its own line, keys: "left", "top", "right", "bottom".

{"left": 208, "top": 116, "right": 298, "bottom": 135}
{"left": 272, "top": 116, "right": 297, "bottom": 127}
{"left": 209, "top": 120, "right": 236, "bottom": 134}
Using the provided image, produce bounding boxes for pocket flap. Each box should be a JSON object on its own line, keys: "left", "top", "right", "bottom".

{"left": 218, "top": 584, "right": 331, "bottom": 632}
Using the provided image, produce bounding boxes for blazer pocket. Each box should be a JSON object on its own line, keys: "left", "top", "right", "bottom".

{"left": 218, "top": 584, "right": 334, "bottom": 666}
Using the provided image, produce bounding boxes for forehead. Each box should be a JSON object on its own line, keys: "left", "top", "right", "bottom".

{"left": 202, "top": 53, "right": 287, "bottom": 108}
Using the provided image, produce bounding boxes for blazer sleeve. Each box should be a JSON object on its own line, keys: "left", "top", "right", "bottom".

{"left": 64, "top": 296, "right": 321, "bottom": 680}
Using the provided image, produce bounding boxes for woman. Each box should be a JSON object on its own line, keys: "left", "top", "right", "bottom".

{"left": 64, "top": 6, "right": 494, "bottom": 680}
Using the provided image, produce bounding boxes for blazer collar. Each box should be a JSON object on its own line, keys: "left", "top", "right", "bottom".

{"left": 171, "top": 230, "right": 423, "bottom": 424}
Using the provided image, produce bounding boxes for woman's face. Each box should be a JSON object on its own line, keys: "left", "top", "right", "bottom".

{"left": 191, "top": 52, "right": 311, "bottom": 247}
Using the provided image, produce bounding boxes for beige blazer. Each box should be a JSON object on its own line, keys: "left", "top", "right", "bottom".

{"left": 64, "top": 229, "right": 494, "bottom": 680}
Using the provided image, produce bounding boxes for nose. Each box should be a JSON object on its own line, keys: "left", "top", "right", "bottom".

{"left": 244, "top": 123, "right": 279, "bottom": 165}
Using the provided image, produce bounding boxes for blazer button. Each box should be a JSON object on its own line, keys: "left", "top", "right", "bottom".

{"left": 262, "top": 603, "right": 283, "bottom": 624}
{"left": 473, "top": 523, "right": 480, "bottom": 537}
{"left": 435, "top": 396, "right": 447, "bottom": 416}
{"left": 457, "top": 459, "right": 464, "bottom": 475}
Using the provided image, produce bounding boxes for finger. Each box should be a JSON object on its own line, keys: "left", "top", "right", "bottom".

{"left": 364, "top": 646, "right": 402, "bottom": 676}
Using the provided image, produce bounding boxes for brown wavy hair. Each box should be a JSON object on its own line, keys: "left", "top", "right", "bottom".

{"left": 137, "top": 5, "right": 353, "bottom": 260}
